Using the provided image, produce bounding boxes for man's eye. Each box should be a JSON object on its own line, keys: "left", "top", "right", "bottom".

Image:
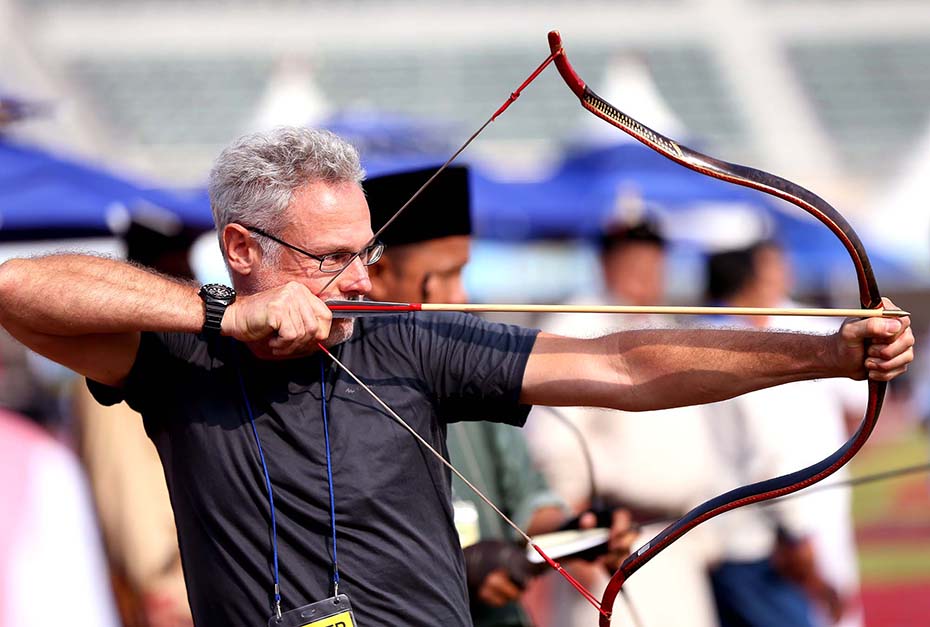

{"left": 321, "top": 253, "right": 352, "bottom": 269}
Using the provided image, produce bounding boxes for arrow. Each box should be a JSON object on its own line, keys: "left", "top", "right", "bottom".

{"left": 326, "top": 300, "right": 909, "bottom": 319}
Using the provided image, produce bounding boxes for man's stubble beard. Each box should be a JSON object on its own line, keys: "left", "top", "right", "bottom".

{"left": 324, "top": 317, "right": 356, "bottom": 347}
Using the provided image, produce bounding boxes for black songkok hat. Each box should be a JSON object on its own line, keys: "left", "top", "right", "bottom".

{"left": 598, "top": 216, "right": 666, "bottom": 252}
{"left": 364, "top": 165, "right": 472, "bottom": 247}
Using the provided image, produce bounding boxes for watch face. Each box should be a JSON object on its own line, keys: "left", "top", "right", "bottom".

{"left": 201, "top": 283, "right": 236, "bottom": 304}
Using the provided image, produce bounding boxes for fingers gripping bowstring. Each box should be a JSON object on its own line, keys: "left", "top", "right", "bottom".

{"left": 316, "top": 344, "right": 607, "bottom": 617}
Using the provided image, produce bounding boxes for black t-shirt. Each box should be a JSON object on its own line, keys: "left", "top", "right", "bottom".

{"left": 88, "top": 312, "right": 538, "bottom": 627}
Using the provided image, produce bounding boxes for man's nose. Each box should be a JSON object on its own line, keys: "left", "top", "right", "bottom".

{"left": 338, "top": 256, "right": 372, "bottom": 295}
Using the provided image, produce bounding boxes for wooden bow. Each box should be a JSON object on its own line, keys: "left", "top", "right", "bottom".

{"left": 545, "top": 29, "right": 887, "bottom": 626}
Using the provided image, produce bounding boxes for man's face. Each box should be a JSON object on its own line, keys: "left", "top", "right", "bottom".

{"left": 252, "top": 180, "right": 374, "bottom": 345}
{"left": 368, "top": 235, "right": 470, "bottom": 305}
{"left": 753, "top": 244, "right": 792, "bottom": 307}
{"left": 601, "top": 242, "right": 665, "bottom": 306}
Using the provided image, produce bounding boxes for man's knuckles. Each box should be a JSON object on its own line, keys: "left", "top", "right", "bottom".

{"left": 871, "top": 340, "right": 914, "bottom": 361}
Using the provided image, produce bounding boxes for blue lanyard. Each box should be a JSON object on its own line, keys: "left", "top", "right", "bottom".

{"left": 320, "top": 359, "right": 341, "bottom": 594}
{"left": 236, "top": 368, "right": 282, "bottom": 618}
{"left": 237, "top": 356, "right": 341, "bottom": 619}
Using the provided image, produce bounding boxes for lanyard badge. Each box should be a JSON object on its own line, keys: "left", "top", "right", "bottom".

{"left": 240, "top": 358, "right": 354, "bottom": 625}
{"left": 268, "top": 594, "right": 357, "bottom": 627}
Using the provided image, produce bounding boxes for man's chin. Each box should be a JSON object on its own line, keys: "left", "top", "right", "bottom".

{"left": 323, "top": 318, "right": 356, "bottom": 347}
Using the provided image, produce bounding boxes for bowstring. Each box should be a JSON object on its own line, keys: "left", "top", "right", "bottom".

{"left": 315, "top": 45, "right": 611, "bottom": 620}
{"left": 318, "top": 49, "right": 559, "bottom": 294}
{"left": 316, "top": 343, "right": 609, "bottom": 618}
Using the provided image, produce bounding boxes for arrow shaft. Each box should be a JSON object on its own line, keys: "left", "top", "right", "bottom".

{"left": 325, "top": 301, "right": 908, "bottom": 319}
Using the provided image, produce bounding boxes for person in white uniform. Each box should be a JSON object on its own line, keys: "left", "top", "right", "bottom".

{"left": 701, "top": 240, "right": 864, "bottom": 627}
{"left": 526, "top": 216, "right": 722, "bottom": 627}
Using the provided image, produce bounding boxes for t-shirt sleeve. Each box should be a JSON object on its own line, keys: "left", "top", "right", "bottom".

{"left": 408, "top": 312, "right": 539, "bottom": 426}
{"left": 86, "top": 331, "right": 206, "bottom": 417}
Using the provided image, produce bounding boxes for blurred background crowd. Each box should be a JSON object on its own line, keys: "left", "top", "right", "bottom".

{"left": 1, "top": 0, "right": 929, "bottom": 625}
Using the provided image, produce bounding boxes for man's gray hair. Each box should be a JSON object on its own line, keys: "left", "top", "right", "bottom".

{"left": 208, "top": 127, "right": 364, "bottom": 257}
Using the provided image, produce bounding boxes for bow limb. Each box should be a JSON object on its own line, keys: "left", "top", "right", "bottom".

{"left": 545, "top": 30, "right": 885, "bottom": 626}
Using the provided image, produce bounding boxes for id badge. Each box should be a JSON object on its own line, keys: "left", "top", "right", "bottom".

{"left": 268, "top": 594, "right": 357, "bottom": 627}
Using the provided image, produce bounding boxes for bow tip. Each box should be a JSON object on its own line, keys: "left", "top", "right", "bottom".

{"left": 547, "top": 30, "right": 563, "bottom": 52}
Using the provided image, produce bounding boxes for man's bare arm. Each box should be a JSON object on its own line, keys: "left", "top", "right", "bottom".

{"left": 0, "top": 254, "right": 340, "bottom": 385}
{"left": 0, "top": 255, "right": 202, "bottom": 386}
{"left": 521, "top": 308, "right": 913, "bottom": 411}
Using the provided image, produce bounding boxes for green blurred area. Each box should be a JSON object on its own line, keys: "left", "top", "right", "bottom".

{"left": 858, "top": 545, "right": 930, "bottom": 584}
{"left": 851, "top": 422, "right": 930, "bottom": 583}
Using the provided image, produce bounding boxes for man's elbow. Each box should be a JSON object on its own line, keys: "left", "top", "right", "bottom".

{"left": 0, "top": 258, "right": 29, "bottom": 322}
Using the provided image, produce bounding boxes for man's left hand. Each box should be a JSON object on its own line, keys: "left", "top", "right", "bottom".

{"left": 578, "top": 508, "right": 638, "bottom": 573}
{"left": 836, "top": 297, "right": 914, "bottom": 381}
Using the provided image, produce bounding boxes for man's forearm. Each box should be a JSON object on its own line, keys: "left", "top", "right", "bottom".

{"left": 0, "top": 255, "right": 202, "bottom": 337}
{"left": 606, "top": 327, "right": 845, "bottom": 410}
{"left": 523, "top": 327, "right": 850, "bottom": 411}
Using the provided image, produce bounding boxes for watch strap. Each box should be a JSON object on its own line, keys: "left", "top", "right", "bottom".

{"left": 203, "top": 300, "right": 227, "bottom": 335}
{"left": 199, "top": 284, "right": 236, "bottom": 336}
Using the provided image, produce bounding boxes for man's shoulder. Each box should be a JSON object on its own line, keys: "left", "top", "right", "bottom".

{"left": 86, "top": 331, "right": 227, "bottom": 410}
{"left": 352, "top": 311, "right": 471, "bottom": 343}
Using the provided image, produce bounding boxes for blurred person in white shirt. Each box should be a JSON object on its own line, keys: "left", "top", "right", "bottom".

{"left": 526, "top": 213, "right": 721, "bottom": 627}
{"left": 702, "top": 239, "right": 865, "bottom": 627}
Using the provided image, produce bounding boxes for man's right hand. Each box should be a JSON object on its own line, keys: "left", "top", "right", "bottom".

{"left": 475, "top": 568, "right": 523, "bottom": 608}
{"left": 772, "top": 535, "right": 846, "bottom": 623}
{"left": 463, "top": 540, "right": 530, "bottom": 608}
{"left": 577, "top": 508, "right": 637, "bottom": 574}
{"left": 223, "top": 281, "right": 333, "bottom": 358}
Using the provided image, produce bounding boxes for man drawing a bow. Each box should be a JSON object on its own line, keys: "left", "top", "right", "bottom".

{"left": 0, "top": 127, "right": 913, "bottom": 627}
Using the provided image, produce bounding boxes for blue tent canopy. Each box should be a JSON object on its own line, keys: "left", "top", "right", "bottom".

{"left": 474, "top": 142, "right": 803, "bottom": 240}
{"left": 323, "top": 111, "right": 457, "bottom": 160}
{"left": 3, "top": 122, "right": 903, "bottom": 293}
{"left": 0, "top": 138, "right": 210, "bottom": 240}
{"left": 470, "top": 142, "right": 910, "bottom": 292}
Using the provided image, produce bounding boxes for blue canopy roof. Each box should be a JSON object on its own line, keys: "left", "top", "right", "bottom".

{"left": 2, "top": 125, "right": 906, "bottom": 293}
{"left": 0, "top": 138, "right": 210, "bottom": 240}
{"left": 471, "top": 142, "right": 909, "bottom": 292}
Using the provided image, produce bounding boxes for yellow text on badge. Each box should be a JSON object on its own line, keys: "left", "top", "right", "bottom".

{"left": 300, "top": 611, "right": 354, "bottom": 627}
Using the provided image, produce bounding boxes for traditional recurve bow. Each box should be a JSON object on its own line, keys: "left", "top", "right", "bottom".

{"left": 318, "top": 30, "right": 897, "bottom": 626}
{"left": 544, "top": 30, "right": 888, "bottom": 626}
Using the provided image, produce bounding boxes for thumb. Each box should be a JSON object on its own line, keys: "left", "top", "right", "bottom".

{"left": 578, "top": 511, "right": 598, "bottom": 529}
{"left": 841, "top": 316, "right": 901, "bottom": 345}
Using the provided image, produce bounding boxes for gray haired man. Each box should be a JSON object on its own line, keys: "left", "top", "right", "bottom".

{"left": 0, "top": 127, "right": 913, "bottom": 627}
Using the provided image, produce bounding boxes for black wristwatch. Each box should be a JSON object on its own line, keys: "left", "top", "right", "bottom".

{"left": 198, "top": 284, "right": 236, "bottom": 336}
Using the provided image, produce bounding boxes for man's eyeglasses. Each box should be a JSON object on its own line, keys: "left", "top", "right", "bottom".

{"left": 244, "top": 226, "right": 385, "bottom": 274}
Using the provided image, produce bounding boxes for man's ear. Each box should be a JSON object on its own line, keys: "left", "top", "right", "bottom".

{"left": 223, "top": 224, "right": 259, "bottom": 276}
